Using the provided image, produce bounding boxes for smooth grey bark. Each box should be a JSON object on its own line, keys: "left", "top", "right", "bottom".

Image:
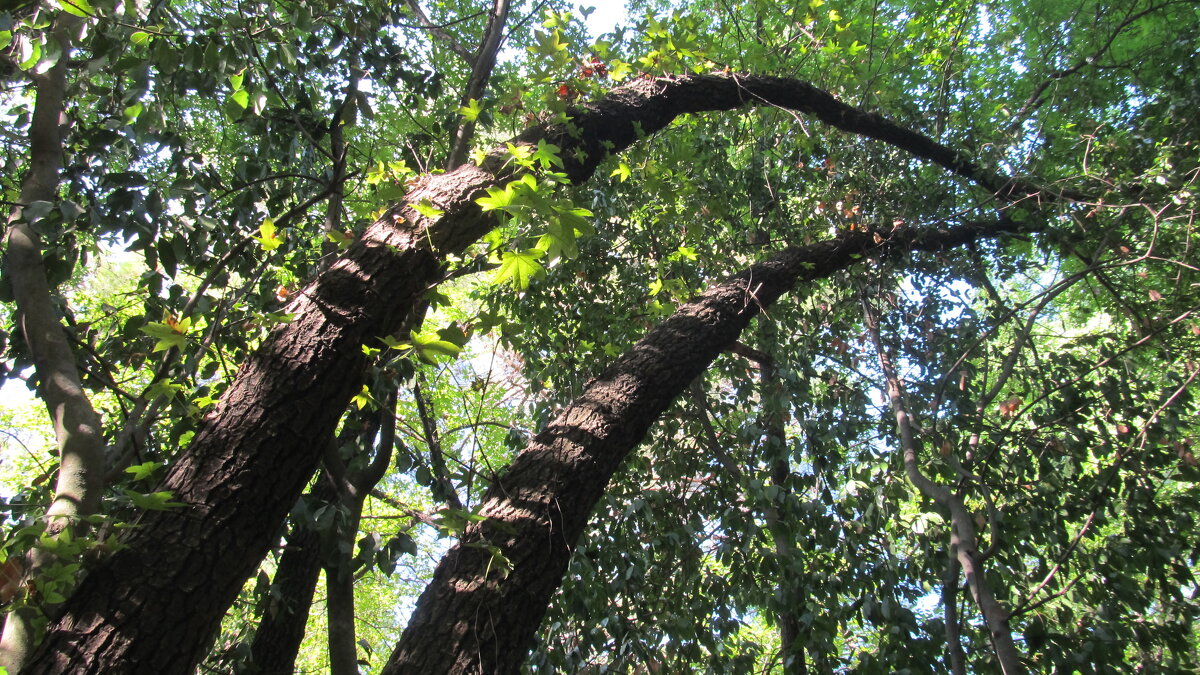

{"left": 863, "top": 299, "right": 1025, "bottom": 675}
{"left": 725, "top": 339, "right": 812, "bottom": 674}
{"left": 246, "top": 396, "right": 393, "bottom": 675}
{"left": 0, "top": 13, "right": 105, "bottom": 673}
{"left": 25, "top": 73, "right": 1044, "bottom": 673}
{"left": 323, "top": 392, "right": 395, "bottom": 675}
{"left": 244, "top": 482, "right": 331, "bottom": 675}
{"left": 445, "top": 0, "right": 511, "bottom": 171}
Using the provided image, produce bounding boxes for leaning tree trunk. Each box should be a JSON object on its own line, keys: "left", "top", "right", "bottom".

{"left": 1, "top": 12, "right": 105, "bottom": 673}
{"left": 382, "top": 218, "right": 1024, "bottom": 674}
{"left": 24, "top": 73, "right": 1044, "bottom": 674}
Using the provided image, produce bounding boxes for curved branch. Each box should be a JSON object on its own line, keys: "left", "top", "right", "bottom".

{"left": 30, "top": 71, "right": 1053, "bottom": 673}
{"left": 383, "top": 217, "right": 1026, "bottom": 675}
{"left": 863, "top": 297, "right": 1024, "bottom": 675}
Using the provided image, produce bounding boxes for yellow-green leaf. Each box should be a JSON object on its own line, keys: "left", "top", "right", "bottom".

{"left": 256, "top": 219, "right": 282, "bottom": 251}
{"left": 494, "top": 249, "right": 546, "bottom": 290}
{"left": 229, "top": 88, "right": 249, "bottom": 109}
{"left": 458, "top": 98, "right": 482, "bottom": 122}
{"left": 412, "top": 199, "right": 444, "bottom": 218}
{"left": 57, "top": 0, "right": 95, "bottom": 17}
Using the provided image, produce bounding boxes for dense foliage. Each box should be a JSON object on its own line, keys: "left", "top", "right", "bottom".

{"left": 2, "top": 0, "right": 1198, "bottom": 672}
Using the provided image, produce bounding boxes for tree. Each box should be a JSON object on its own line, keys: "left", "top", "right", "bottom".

{"left": 2, "top": 0, "right": 1198, "bottom": 673}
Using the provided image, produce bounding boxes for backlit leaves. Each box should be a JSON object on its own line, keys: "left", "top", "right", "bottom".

{"left": 494, "top": 249, "right": 546, "bottom": 290}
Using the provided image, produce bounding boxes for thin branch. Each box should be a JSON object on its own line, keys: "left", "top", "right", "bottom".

{"left": 368, "top": 489, "right": 440, "bottom": 529}
{"left": 445, "top": 0, "right": 511, "bottom": 170}
{"left": 1010, "top": 2, "right": 1187, "bottom": 126}
{"left": 397, "top": 0, "right": 475, "bottom": 60}
{"left": 412, "top": 378, "right": 465, "bottom": 511}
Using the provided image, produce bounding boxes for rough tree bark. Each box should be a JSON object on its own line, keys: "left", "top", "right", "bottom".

{"left": 0, "top": 12, "right": 105, "bottom": 673}
{"left": 381, "top": 218, "right": 1025, "bottom": 674}
{"left": 23, "top": 73, "right": 1043, "bottom": 673}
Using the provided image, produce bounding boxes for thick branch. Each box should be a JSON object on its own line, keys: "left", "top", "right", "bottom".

{"left": 246, "top": 480, "right": 334, "bottom": 675}
{"left": 383, "top": 218, "right": 1024, "bottom": 675}
{"left": 943, "top": 550, "right": 967, "bottom": 675}
{"left": 29, "top": 72, "right": 1040, "bottom": 674}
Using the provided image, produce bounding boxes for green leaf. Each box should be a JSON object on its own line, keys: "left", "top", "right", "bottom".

{"left": 130, "top": 31, "right": 153, "bottom": 46}
{"left": 529, "top": 29, "right": 569, "bottom": 58}
{"left": 494, "top": 249, "right": 546, "bottom": 289}
{"left": 124, "top": 461, "right": 164, "bottom": 481}
{"left": 668, "top": 245, "right": 698, "bottom": 262}
{"left": 351, "top": 384, "right": 376, "bottom": 410}
{"left": 255, "top": 218, "right": 282, "bottom": 251}
{"left": 139, "top": 321, "right": 188, "bottom": 352}
{"left": 17, "top": 39, "right": 41, "bottom": 71}
{"left": 228, "top": 69, "right": 244, "bottom": 90}
{"left": 379, "top": 335, "right": 407, "bottom": 350}
{"left": 229, "top": 88, "right": 249, "bottom": 110}
{"left": 57, "top": 0, "right": 95, "bottom": 17}
{"left": 608, "top": 60, "right": 632, "bottom": 82}
{"left": 411, "top": 199, "right": 444, "bottom": 218}
{"left": 326, "top": 229, "right": 354, "bottom": 249}
{"left": 122, "top": 102, "right": 143, "bottom": 124}
{"left": 505, "top": 142, "right": 535, "bottom": 164}
{"left": 458, "top": 98, "right": 482, "bottom": 122}
{"left": 476, "top": 185, "right": 516, "bottom": 212}
{"left": 410, "top": 331, "right": 464, "bottom": 364}
{"left": 532, "top": 139, "right": 563, "bottom": 169}
{"left": 121, "top": 489, "right": 185, "bottom": 511}
{"left": 146, "top": 379, "right": 185, "bottom": 401}
{"left": 611, "top": 162, "right": 631, "bottom": 182}
{"left": 537, "top": 213, "right": 586, "bottom": 260}
{"left": 261, "top": 312, "right": 296, "bottom": 325}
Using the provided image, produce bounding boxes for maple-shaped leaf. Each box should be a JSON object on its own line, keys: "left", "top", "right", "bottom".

{"left": 494, "top": 249, "right": 546, "bottom": 290}
{"left": 255, "top": 218, "right": 283, "bottom": 251}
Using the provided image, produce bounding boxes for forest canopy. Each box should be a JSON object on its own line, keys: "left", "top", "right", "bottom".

{"left": 1, "top": 0, "right": 1198, "bottom": 673}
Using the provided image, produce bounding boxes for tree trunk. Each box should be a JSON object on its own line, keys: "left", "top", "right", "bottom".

{"left": 445, "top": 0, "right": 511, "bottom": 171}
{"left": 732, "top": 338, "right": 810, "bottom": 674}
{"left": 1, "top": 13, "right": 104, "bottom": 673}
{"left": 382, "top": 219, "right": 1023, "bottom": 674}
{"left": 943, "top": 551, "right": 968, "bottom": 675}
{"left": 864, "top": 299, "right": 1025, "bottom": 674}
{"left": 325, "top": 557, "right": 360, "bottom": 675}
{"left": 946, "top": 497, "right": 1025, "bottom": 674}
{"left": 245, "top": 481, "right": 332, "bottom": 675}
{"left": 25, "top": 73, "right": 1036, "bottom": 674}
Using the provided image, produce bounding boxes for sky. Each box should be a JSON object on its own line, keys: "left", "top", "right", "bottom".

{"left": 579, "top": 2, "right": 629, "bottom": 38}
